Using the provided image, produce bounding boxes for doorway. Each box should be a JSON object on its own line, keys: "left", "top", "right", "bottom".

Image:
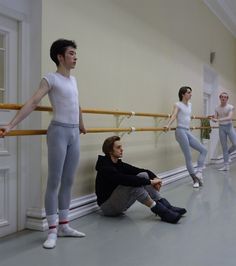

{"left": 203, "top": 65, "right": 219, "bottom": 162}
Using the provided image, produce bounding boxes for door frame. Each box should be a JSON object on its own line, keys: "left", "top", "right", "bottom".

{"left": 203, "top": 64, "right": 219, "bottom": 161}
{"left": 0, "top": 6, "right": 30, "bottom": 231}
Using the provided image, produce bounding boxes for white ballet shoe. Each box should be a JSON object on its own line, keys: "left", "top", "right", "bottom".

{"left": 218, "top": 165, "right": 229, "bottom": 171}
{"left": 58, "top": 226, "right": 86, "bottom": 237}
{"left": 193, "top": 182, "right": 200, "bottom": 188}
{"left": 196, "top": 171, "right": 203, "bottom": 186}
{"left": 43, "top": 233, "right": 57, "bottom": 249}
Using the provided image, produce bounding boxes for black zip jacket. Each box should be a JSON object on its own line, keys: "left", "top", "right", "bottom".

{"left": 95, "top": 155, "right": 156, "bottom": 206}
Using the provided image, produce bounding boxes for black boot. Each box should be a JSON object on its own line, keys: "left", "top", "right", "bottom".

{"left": 159, "top": 198, "right": 187, "bottom": 216}
{"left": 151, "top": 201, "right": 181, "bottom": 224}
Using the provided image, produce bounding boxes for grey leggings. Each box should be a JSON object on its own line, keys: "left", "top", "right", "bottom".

{"left": 175, "top": 127, "right": 207, "bottom": 175}
{"left": 219, "top": 124, "right": 236, "bottom": 164}
{"left": 45, "top": 121, "right": 80, "bottom": 215}
{"left": 100, "top": 172, "right": 161, "bottom": 216}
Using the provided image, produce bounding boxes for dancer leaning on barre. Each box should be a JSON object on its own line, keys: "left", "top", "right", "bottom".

{"left": 164, "top": 86, "right": 207, "bottom": 188}
{"left": 0, "top": 39, "right": 86, "bottom": 249}
{"left": 211, "top": 92, "right": 236, "bottom": 171}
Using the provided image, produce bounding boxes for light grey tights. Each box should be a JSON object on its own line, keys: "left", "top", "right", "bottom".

{"left": 45, "top": 121, "right": 80, "bottom": 215}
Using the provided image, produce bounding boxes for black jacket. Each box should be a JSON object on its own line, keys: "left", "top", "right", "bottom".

{"left": 95, "top": 155, "right": 156, "bottom": 206}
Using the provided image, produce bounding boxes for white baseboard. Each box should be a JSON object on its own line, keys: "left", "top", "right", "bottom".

{"left": 158, "top": 166, "right": 188, "bottom": 185}
{"left": 26, "top": 166, "right": 194, "bottom": 231}
{"left": 210, "top": 151, "right": 236, "bottom": 165}
{"left": 26, "top": 194, "right": 99, "bottom": 231}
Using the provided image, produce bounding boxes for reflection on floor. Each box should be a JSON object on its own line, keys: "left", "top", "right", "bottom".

{"left": 1, "top": 164, "right": 236, "bottom": 266}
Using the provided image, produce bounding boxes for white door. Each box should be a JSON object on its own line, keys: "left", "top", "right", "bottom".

{"left": 0, "top": 14, "right": 18, "bottom": 237}
{"left": 203, "top": 65, "right": 219, "bottom": 161}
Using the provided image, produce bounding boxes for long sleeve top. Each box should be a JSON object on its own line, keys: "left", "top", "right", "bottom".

{"left": 95, "top": 155, "right": 156, "bottom": 206}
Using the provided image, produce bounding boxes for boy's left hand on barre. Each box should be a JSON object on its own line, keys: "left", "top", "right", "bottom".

{"left": 209, "top": 115, "right": 218, "bottom": 123}
{"left": 0, "top": 125, "right": 11, "bottom": 137}
{"left": 163, "top": 125, "right": 170, "bottom": 132}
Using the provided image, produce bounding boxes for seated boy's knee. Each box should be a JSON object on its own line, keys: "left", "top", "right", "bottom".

{"left": 137, "top": 172, "right": 149, "bottom": 179}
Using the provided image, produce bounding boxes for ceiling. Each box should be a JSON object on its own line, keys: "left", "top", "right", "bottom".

{"left": 204, "top": 0, "right": 236, "bottom": 37}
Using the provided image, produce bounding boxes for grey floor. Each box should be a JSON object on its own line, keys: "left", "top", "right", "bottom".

{"left": 1, "top": 164, "right": 236, "bottom": 266}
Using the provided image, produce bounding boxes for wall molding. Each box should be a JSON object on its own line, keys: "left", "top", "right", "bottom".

{"left": 26, "top": 193, "right": 99, "bottom": 231}
{"left": 26, "top": 166, "right": 191, "bottom": 231}
{"left": 0, "top": 4, "right": 26, "bottom": 21}
{"left": 159, "top": 165, "right": 190, "bottom": 185}
{"left": 210, "top": 151, "right": 236, "bottom": 165}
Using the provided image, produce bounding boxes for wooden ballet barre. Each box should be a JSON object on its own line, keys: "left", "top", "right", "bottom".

{"left": 192, "top": 115, "right": 236, "bottom": 121}
{"left": 4, "top": 130, "right": 47, "bottom": 136}
{"left": 0, "top": 104, "right": 200, "bottom": 119}
{"left": 84, "top": 109, "right": 169, "bottom": 118}
{"left": 191, "top": 115, "right": 208, "bottom": 120}
{"left": 0, "top": 103, "right": 52, "bottom": 112}
{"left": 0, "top": 104, "right": 213, "bottom": 120}
{"left": 0, "top": 104, "right": 169, "bottom": 118}
{"left": 89, "top": 127, "right": 173, "bottom": 133}
{"left": 2, "top": 126, "right": 218, "bottom": 136}
{"left": 1, "top": 103, "right": 235, "bottom": 121}
{"left": 3, "top": 128, "right": 134, "bottom": 136}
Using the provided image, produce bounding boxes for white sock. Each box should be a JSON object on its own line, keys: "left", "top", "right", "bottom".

{"left": 197, "top": 167, "right": 203, "bottom": 173}
{"left": 43, "top": 214, "right": 58, "bottom": 249}
{"left": 43, "top": 228, "right": 57, "bottom": 249}
{"left": 58, "top": 223, "right": 86, "bottom": 237}
{"left": 58, "top": 209, "right": 86, "bottom": 237}
{"left": 150, "top": 201, "right": 156, "bottom": 209}
{"left": 46, "top": 214, "right": 58, "bottom": 226}
{"left": 58, "top": 209, "right": 69, "bottom": 221}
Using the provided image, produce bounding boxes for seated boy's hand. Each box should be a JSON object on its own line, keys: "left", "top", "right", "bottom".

{"left": 151, "top": 178, "right": 162, "bottom": 191}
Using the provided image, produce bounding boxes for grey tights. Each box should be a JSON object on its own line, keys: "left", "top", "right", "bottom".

{"left": 45, "top": 121, "right": 80, "bottom": 215}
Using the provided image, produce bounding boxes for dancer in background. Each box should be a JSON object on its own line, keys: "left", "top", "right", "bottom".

{"left": 164, "top": 86, "right": 207, "bottom": 188}
{"left": 0, "top": 39, "right": 86, "bottom": 249}
{"left": 211, "top": 92, "right": 236, "bottom": 171}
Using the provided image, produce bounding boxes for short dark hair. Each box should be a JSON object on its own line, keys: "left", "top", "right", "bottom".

{"left": 178, "top": 86, "right": 192, "bottom": 101}
{"left": 102, "top": 136, "right": 120, "bottom": 156}
{"left": 50, "top": 39, "right": 77, "bottom": 66}
{"left": 219, "top": 92, "right": 229, "bottom": 99}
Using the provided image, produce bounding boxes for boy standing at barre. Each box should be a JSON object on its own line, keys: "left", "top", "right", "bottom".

{"left": 0, "top": 39, "right": 86, "bottom": 249}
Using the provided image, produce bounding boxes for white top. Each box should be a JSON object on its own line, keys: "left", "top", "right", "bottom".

{"left": 215, "top": 104, "right": 234, "bottom": 125}
{"left": 43, "top": 72, "right": 80, "bottom": 124}
{"left": 175, "top": 101, "right": 191, "bottom": 129}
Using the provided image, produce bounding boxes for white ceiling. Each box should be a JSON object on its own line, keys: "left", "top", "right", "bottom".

{"left": 204, "top": 0, "right": 236, "bottom": 37}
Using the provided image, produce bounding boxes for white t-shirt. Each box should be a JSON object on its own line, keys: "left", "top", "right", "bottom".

{"left": 175, "top": 101, "right": 191, "bottom": 129}
{"left": 215, "top": 104, "right": 234, "bottom": 125}
{"left": 43, "top": 72, "right": 80, "bottom": 124}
